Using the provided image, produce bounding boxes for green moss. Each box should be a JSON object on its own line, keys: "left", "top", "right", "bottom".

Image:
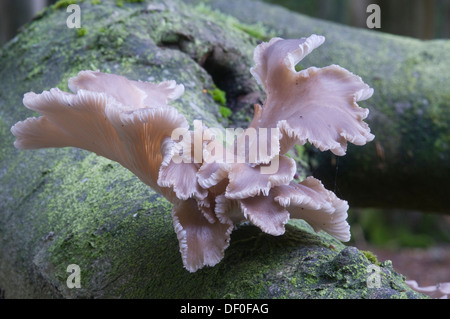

{"left": 92, "top": 0, "right": 101, "bottom": 4}
{"left": 361, "top": 250, "right": 380, "bottom": 266}
{"left": 219, "top": 106, "right": 232, "bottom": 119}
{"left": 294, "top": 64, "right": 304, "bottom": 72}
{"left": 209, "top": 88, "right": 227, "bottom": 106}
{"left": 193, "top": 3, "right": 275, "bottom": 42}
{"left": 206, "top": 87, "right": 233, "bottom": 121}
{"left": 76, "top": 27, "right": 88, "bottom": 37}
{"left": 28, "top": 153, "right": 171, "bottom": 291}
{"left": 52, "top": 0, "right": 79, "bottom": 10}
{"left": 116, "top": 0, "right": 142, "bottom": 7}
{"left": 233, "top": 22, "right": 268, "bottom": 41}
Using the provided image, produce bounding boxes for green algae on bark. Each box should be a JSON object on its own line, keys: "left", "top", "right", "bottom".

{"left": 0, "top": 0, "right": 428, "bottom": 298}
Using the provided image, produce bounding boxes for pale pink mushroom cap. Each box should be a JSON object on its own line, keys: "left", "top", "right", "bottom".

{"left": 11, "top": 70, "right": 188, "bottom": 201}
{"left": 216, "top": 177, "right": 350, "bottom": 240}
{"left": 172, "top": 198, "right": 233, "bottom": 273}
{"left": 69, "top": 70, "right": 184, "bottom": 108}
{"left": 224, "top": 155, "right": 296, "bottom": 199}
{"left": 273, "top": 177, "right": 350, "bottom": 241}
{"left": 406, "top": 280, "right": 450, "bottom": 299}
{"left": 250, "top": 35, "right": 374, "bottom": 156}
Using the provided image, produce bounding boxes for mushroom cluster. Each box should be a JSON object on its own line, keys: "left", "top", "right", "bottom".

{"left": 11, "top": 35, "right": 374, "bottom": 272}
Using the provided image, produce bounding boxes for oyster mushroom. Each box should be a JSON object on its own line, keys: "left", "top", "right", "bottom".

{"left": 11, "top": 35, "right": 374, "bottom": 272}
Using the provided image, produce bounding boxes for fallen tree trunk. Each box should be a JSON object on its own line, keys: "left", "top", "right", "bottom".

{"left": 0, "top": 0, "right": 433, "bottom": 298}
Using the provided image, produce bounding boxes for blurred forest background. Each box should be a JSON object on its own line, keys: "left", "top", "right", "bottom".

{"left": 263, "top": 0, "right": 449, "bottom": 39}
{"left": 0, "top": 0, "right": 449, "bottom": 291}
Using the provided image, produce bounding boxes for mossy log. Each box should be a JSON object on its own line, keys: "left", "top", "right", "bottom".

{"left": 0, "top": 0, "right": 430, "bottom": 298}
